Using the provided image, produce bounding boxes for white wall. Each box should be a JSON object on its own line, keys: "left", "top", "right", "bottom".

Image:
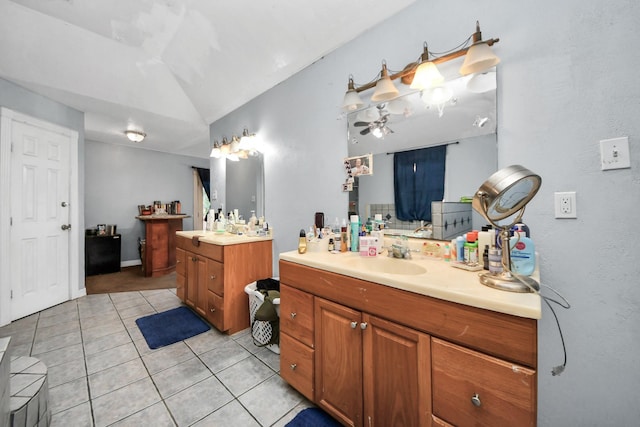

{"left": 84, "top": 140, "right": 209, "bottom": 263}
{"left": 210, "top": 0, "right": 640, "bottom": 424}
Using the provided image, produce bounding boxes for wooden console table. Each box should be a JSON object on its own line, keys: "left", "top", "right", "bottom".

{"left": 136, "top": 214, "right": 190, "bottom": 277}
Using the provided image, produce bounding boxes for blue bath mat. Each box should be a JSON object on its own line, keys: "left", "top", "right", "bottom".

{"left": 286, "top": 408, "right": 341, "bottom": 427}
{"left": 136, "top": 306, "right": 210, "bottom": 349}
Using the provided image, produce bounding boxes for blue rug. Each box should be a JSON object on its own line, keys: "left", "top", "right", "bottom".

{"left": 135, "top": 306, "right": 210, "bottom": 349}
{"left": 286, "top": 408, "right": 341, "bottom": 427}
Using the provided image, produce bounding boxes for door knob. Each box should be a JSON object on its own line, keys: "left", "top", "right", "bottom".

{"left": 350, "top": 321, "right": 358, "bottom": 329}
{"left": 360, "top": 322, "right": 368, "bottom": 330}
{"left": 290, "top": 312, "right": 297, "bottom": 319}
{"left": 210, "top": 275, "right": 216, "bottom": 280}
{"left": 61, "top": 224, "right": 71, "bottom": 230}
{"left": 471, "top": 393, "right": 482, "bottom": 407}
{"left": 61, "top": 201, "right": 68, "bottom": 207}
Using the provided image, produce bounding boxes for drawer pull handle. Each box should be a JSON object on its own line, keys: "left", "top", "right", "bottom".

{"left": 192, "top": 257, "right": 197, "bottom": 262}
{"left": 290, "top": 312, "right": 297, "bottom": 319}
{"left": 290, "top": 364, "right": 297, "bottom": 370}
{"left": 210, "top": 275, "right": 216, "bottom": 280}
{"left": 471, "top": 394, "right": 482, "bottom": 407}
{"left": 210, "top": 308, "right": 215, "bottom": 312}
{"left": 360, "top": 322, "right": 368, "bottom": 330}
{"left": 350, "top": 321, "right": 358, "bottom": 329}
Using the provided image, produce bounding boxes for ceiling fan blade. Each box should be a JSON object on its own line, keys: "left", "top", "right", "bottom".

{"left": 353, "top": 121, "right": 369, "bottom": 127}
{"left": 360, "top": 127, "right": 371, "bottom": 135}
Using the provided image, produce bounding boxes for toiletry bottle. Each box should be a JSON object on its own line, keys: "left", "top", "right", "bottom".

{"left": 510, "top": 234, "right": 536, "bottom": 275}
{"left": 464, "top": 231, "right": 479, "bottom": 265}
{"left": 478, "top": 226, "right": 494, "bottom": 255}
{"left": 328, "top": 238, "right": 335, "bottom": 252}
{"left": 450, "top": 238, "right": 457, "bottom": 261}
{"left": 443, "top": 243, "right": 451, "bottom": 262}
{"left": 489, "top": 248, "right": 503, "bottom": 273}
{"left": 456, "top": 236, "right": 465, "bottom": 262}
{"left": 340, "top": 226, "right": 348, "bottom": 252}
{"left": 298, "top": 229, "right": 307, "bottom": 254}
{"left": 483, "top": 245, "right": 490, "bottom": 270}
{"left": 350, "top": 215, "right": 360, "bottom": 252}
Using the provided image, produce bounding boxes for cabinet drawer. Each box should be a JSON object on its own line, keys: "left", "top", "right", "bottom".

{"left": 207, "top": 259, "right": 224, "bottom": 296}
{"left": 432, "top": 338, "right": 536, "bottom": 427}
{"left": 280, "top": 284, "right": 314, "bottom": 347}
{"left": 280, "top": 332, "right": 314, "bottom": 401}
{"left": 206, "top": 291, "right": 225, "bottom": 331}
{"left": 175, "top": 247, "right": 186, "bottom": 276}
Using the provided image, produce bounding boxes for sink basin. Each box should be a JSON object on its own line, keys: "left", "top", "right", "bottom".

{"left": 343, "top": 257, "right": 427, "bottom": 275}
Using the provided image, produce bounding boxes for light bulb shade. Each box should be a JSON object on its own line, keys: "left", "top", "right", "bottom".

{"left": 125, "top": 130, "right": 146, "bottom": 142}
{"left": 420, "top": 86, "right": 453, "bottom": 105}
{"left": 410, "top": 61, "right": 444, "bottom": 90}
{"left": 460, "top": 42, "right": 500, "bottom": 76}
{"left": 227, "top": 153, "right": 240, "bottom": 162}
{"left": 342, "top": 90, "right": 364, "bottom": 111}
{"left": 220, "top": 143, "right": 230, "bottom": 155}
{"left": 371, "top": 76, "right": 399, "bottom": 102}
{"left": 210, "top": 147, "right": 221, "bottom": 158}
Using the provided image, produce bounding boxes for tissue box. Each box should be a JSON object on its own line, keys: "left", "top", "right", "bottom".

{"left": 359, "top": 236, "right": 379, "bottom": 257}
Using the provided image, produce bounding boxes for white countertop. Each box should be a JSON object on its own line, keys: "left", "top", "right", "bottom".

{"left": 176, "top": 230, "right": 273, "bottom": 246}
{"left": 279, "top": 250, "right": 541, "bottom": 319}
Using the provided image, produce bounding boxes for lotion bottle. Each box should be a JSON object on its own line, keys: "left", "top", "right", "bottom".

{"left": 350, "top": 215, "right": 360, "bottom": 252}
{"left": 298, "top": 229, "right": 307, "bottom": 254}
{"left": 510, "top": 234, "right": 535, "bottom": 275}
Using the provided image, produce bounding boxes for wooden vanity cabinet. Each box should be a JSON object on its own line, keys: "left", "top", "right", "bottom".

{"left": 279, "top": 260, "right": 537, "bottom": 427}
{"left": 176, "top": 236, "right": 272, "bottom": 334}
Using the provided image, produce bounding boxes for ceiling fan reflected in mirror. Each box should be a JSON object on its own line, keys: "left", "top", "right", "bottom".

{"left": 353, "top": 104, "right": 394, "bottom": 139}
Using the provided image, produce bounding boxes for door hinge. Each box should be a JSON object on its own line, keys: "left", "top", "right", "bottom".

{"left": 10, "top": 290, "right": 13, "bottom": 299}
{"left": 10, "top": 217, "right": 12, "bottom": 226}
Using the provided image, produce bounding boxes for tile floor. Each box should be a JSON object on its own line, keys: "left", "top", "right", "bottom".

{"left": 0, "top": 289, "right": 313, "bottom": 426}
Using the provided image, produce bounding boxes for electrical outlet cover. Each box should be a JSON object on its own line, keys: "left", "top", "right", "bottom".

{"left": 554, "top": 191, "right": 577, "bottom": 219}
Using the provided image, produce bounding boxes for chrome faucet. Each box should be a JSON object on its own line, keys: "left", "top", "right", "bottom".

{"left": 413, "top": 221, "right": 433, "bottom": 234}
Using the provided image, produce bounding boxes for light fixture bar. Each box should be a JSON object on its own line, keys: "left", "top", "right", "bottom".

{"left": 349, "top": 22, "right": 499, "bottom": 94}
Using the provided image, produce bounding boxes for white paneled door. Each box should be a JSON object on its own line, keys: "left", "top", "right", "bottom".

{"left": 10, "top": 121, "right": 71, "bottom": 320}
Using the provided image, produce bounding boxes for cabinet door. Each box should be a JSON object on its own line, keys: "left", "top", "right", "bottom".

{"left": 195, "top": 256, "right": 208, "bottom": 317}
{"left": 315, "top": 297, "right": 363, "bottom": 427}
{"left": 362, "top": 314, "right": 431, "bottom": 427}
{"left": 185, "top": 252, "right": 198, "bottom": 308}
{"left": 432, "top": 338, "right": 536, "bottom": 427}
{"left": 176, "top": 248, "right": 186, "bottom": 301}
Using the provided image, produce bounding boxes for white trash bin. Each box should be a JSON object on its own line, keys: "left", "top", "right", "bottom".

{"left": 245, "top": 281, "right": 280, "bottom": 354}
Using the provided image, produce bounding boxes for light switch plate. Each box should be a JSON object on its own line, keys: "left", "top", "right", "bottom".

{"left": 600, "top": 136, "right": 630, "bottom": 170}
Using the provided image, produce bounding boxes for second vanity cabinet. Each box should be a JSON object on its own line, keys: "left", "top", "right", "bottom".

{"left": 279, "top": 259, "right": 537, "bottom": 427}
{"left": 176, "top": 235, "right": 272, "bottom": 334}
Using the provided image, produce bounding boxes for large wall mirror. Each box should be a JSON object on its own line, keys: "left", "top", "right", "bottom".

{"left": 225, "top": 154, "right": 265, "bottom": 222}
{"left": 346, "top": 71, "right": 498, "bottom": 239}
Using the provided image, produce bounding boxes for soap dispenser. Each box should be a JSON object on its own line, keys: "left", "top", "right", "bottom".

{"left": 298, "top": 229, "right": 307, "bottom": 254}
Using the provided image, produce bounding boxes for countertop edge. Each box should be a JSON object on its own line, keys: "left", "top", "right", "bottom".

{"left": 279, "top": 250, "right": 541, "bottom": 320}
{"left": 176, "top": 230, "right": 273, "bottom": 245}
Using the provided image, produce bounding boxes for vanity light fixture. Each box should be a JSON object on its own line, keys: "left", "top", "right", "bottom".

{"left": 342, "top": 21, "right": 499, "bottom": 111}
{"left": 125, "top": 130, "right": 146, "bottom": 143}
{"left": 210, "top": 129, "right": 261, "bottom": 160}
{"left": 472, "top": 165, "right": 542, "bottom": 293}
{"left": 371, "top": 61, "right": 400, "bottom": 102}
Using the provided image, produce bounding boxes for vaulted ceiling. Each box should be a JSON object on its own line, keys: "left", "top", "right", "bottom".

{"left": 0, "top": 0, "right": 415, "bottom": 158}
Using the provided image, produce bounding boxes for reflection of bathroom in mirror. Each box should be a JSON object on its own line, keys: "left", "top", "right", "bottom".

{"left": 346, "top": 71, "right": 498, "bottom": 240}
{"left": 225, "top": 154, "right": 265, "bottom": 222}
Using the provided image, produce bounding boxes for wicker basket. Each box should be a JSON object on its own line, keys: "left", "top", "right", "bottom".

{"left": 245, "top": 282, "right": 280, "bottom": 354}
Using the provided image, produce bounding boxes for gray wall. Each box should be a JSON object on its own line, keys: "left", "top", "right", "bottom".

{"left": 84, "top": 140, "right": 209, "bottom": 263}
{"left": 0, "top": 77, "right": 85, "bottom": 290}
{"left": 209, "top": 0, "right": 640, "bottom": 425}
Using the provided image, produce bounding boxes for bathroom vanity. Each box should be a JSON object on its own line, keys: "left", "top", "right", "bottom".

{"left": 175, "top": 231, "right": 272, "bottom": 334}
{"left": 278, "top": 250, "right": 540, "bottom": 427}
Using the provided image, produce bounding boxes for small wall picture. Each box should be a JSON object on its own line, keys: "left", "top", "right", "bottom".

{"left": 345, "top": 154, "right": 373, "bottom": 177}
{"left": 342, "top": 182, "right": 353, "bottom": 192}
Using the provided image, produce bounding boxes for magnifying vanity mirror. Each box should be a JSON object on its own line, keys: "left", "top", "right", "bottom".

{"left": 347, "top": 71, "right": 498, "bottom": 238}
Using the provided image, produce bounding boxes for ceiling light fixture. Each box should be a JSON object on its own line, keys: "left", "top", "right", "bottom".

{"left": 125, "top": 130, "right": 146, "bottom": 143}
{"left": 210, "top": 129, "right": 261, "bottom": 160}
{"left": 342, "top": 21, "right": 499, "bottom": 111}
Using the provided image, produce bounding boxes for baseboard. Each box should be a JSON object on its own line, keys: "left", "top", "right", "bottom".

{"left": 121, "top": 259, "right": 142, "bottom": 268}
